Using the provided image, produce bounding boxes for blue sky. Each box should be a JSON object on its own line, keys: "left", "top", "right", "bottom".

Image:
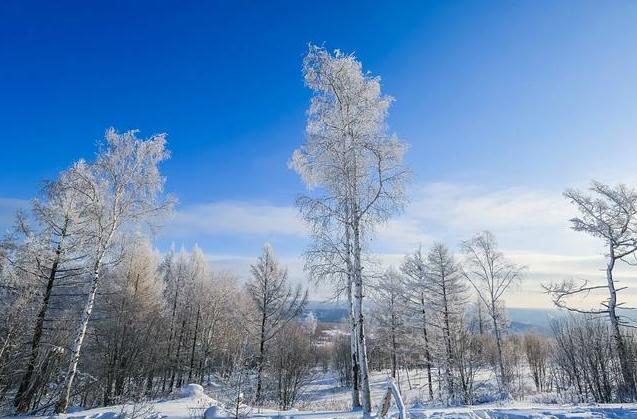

{"left": 2, "top": 1, "right": 637, "bottom": 306}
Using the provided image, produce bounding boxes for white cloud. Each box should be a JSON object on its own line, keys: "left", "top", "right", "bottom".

{"left": 115, "top": 182, "right": 637, "bottom": 308}
{"left": 202, "top": 251, "right": 329, "bottom": 298}
{"left": 369, "top": 182, "right": 629, "bottom": 308}
{"left": 0, "top": 197, "right": 30, "bottom": 233}
{"left": 375, "top": 182, "right": 598, "bottom": 256}
{"left": 169, "top": 201, "right": 307, "bottom": 237}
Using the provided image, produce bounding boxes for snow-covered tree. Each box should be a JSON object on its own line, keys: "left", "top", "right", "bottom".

{"left": 270, "top": 321, "right": 316, "bottom": 410}
{"left": 290, "top": 45, "right": 408, "bottom": 413}
{"left": 461, "top": 231, "right": 524, "bottom": 392}
{"left": 523, "top": 333, "right": 549, "bottom": 393}
{"left": 96, "top": 235, "right": 164, "bottom": 404}
{"left": 425, "top": 243, "right": 467, "bottom": 401}
{"left": 7, "top": 171, "right": 89, "bottom": 413}
{"left": 55, "top": 129, "right": 173, "bottom": 413}
{"left": 546, "top": 182, "right": 637, "bottom": 401}
{"left": 244, "top": 244, "right": 307, "bottom": 405}
{"left": 297, "top": 200, "right": 363, "bottom": 409}
{"left": 372, "top": 267, "right": 408, "bottom": 379}
{"left": 400, "top": 247, "right": 434, "bottom": 399}
{"left": 159, "top": 245, "right": 212, "bottom": 391}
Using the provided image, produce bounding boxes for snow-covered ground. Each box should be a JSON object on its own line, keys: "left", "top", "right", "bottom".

{"left": 21, "top": 396, "right": 637, "bottom": 419}
{"left": 8, "top": 376, "right": 637, "bottom": 418}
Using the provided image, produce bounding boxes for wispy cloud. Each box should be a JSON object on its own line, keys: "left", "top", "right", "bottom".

{"left": 375, "top": 182, "right": 596, "bottom": 256}
{"left": 369, "top": 182, "right": 620, "bottom": 308}
{"left": 5, "top": 181, "right": 618, "bottom": 308}
{"left": 168, "top": 201, "right": 307, "bottom": 238}
{"left": 0, "top": 197, "right": 30, "bottom": 234}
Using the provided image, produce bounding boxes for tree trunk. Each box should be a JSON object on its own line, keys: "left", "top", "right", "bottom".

{"left": 187, "top": 306, "right": 201, "bottom": 383}
{"left": 492, "top": 311, "right": 506, "bottom": 392}
{"left": 420, "top": 297, "right": 433, "bottom": 400}
{"left": 162, "top": 275, "right": 181, "bottom": 392}
{"left": 171, "top": 318, "right": 186, "bottom": 390}
{"left": 344, "top": 221, "right": 361, "bottom": 409}
{"left": 255, "top": 305, "right": 267, "bottom": 404}
{"left": 55, "top": 258, "right": 102, "bottom": 413}
{"left": 347, "top": 274, "right": 361, "bottom": 409}
{"left": 352, "top": 218, "right": 372, "bottom": 413}
{"left": 391, "top": 329, "right": 397, "bottom": 379}
{"left": 606, "top": 251, "right": 637, "bottom": 401}
{"left": 14, "top": 224, "right": 66, "bottom": 412}
{"left": 442, "top": 279, "right": 455, "bottom": 399}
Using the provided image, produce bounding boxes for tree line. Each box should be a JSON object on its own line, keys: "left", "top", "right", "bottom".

{"left": 0, "top": 132, "right": 314, "bottom": 415}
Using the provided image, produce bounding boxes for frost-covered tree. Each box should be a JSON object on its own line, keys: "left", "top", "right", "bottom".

{"left": 550, "top": 314, "right": 620, "bottom": 402}
{"left": 372, "top": 267, "right": 407, "bottom": 379}
{"left": 523, "top": 333, "right": 549, "bottom": 393}
{"left": 270, "top": 321, "right": 316, "bottom": 410}
{"left": 244, "top": 244, "right": 307, "bottom": 405}
{"left": 453, "top": 320, "right": 484, "bottom": 404}
{"left": 6, "top": 172, "right": 89, "bottom": 413}
{"left": 297, "top": 200, "right": 363, "bottom": 408}
{"left": 425, "top": 243, "right": 467, "bottom": 401}
{"left": 96, "top": 235, "right": 164, "bottom": 404}
{"left": 0, "top": 236, "right": 46, "bottom": 411}
{"left": 55, "top": 129, "right": 173, "bottom": 413}
{"left": 159, "top": 245, "right": 211, "bottom": 391}
{"left": 461, "top": 231, "right": 524, "bottom": 392}
{"left": 400, "top": 247, "right": 434, "bottom": 399}
{"left": 546, "top": 182, "right": 637, "bottom": 401}
{"left": 290, "top": 45, "right": 408, "bottom": 413}
{"left": 196, "top": 270, "right": 238, "bottom": 384}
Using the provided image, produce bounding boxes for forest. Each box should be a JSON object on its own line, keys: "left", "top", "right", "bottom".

{"left": 1, "top": 46, "right": 636, "bottom": 418}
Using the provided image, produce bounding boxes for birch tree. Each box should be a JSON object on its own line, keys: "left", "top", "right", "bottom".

{"left": 6, "top": 173, "right": 89, "bottom": 413}
{"left": 244, "top": 244, "right": 307, "bottom": 405}
{"left": 290, "top": 45, "right": 408, "bottom": 413}
{"left": 460, "top": 231, "right": 523, "bottom": 392}
{"left": 299, "top": 202, "right": 362, "bottom": 408}
{"left": 55, "top": 129, "right": 173, "bottom": 413}
{"left": 545, "top": 182, "right": 637, "bottom": 401}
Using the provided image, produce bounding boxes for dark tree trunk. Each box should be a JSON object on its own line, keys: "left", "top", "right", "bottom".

{"left": 14, "top": 223, "right": 67, "bottom": 413}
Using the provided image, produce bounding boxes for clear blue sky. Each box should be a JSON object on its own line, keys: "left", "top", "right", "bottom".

{"left": 2, "top": 1, "right": 637, "bottom": 305}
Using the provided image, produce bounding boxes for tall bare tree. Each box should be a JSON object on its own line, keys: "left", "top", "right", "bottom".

{"left": 545, "top": 181, "right": 637, "bottom": 401}
{"left": 290, "top": 45, "right": 408, "bottom": 413}
{"left": 461, "top": 231, "right": 524, "bottom": 392}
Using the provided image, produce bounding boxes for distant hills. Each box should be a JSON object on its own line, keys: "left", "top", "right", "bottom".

{"left": 303, "top": 301, "right": 350, "bottom": 323}
{"left": 303, "top": 301, "right": 637, "bottom": 337}
{"left": 303, "top": 302, "right": 566, "bottom": 336}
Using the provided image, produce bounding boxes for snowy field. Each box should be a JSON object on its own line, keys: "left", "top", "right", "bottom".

{"left": 9, "top": 375, "right": 637, "bottom": 419}
{"left": 12, "top": 392, "right": 636, "bottom": 419}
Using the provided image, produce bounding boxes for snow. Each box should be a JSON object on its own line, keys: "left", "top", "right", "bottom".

{"left": 5, "top": 381, "right": 637, "bottom": 418}
{"left": 203, "top": 406, "right": 222, "bottom": 419}
{"left": 42, "top": 401, "right": 635, "bottom": 418}
{"left": 181, "top": 384, "right": 205, "bottom": 397}
{"left": 21, "top": 385, "right": 223, "bottom": 419}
